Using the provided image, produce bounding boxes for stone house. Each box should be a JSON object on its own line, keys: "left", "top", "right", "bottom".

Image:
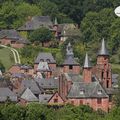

{"left": 34, "top": 52, "right": 56, "bottom": 78}
{"left": 18, "top": 16, "right": 53, "bottom": 39}
{"left": 9, "top": 64, "right": 34, "bottom": 77}
{"left": 0, "top": 87, "right": 17, "bottom": 103}
{"left": 19, "top": 88, "right": 39, "bottom": 105}
{"left": 0, "top": 29, "right": 29, "bottom": 48}
{"left": 59, "top": 39, "right": 115, "bottom": 112}
{"left": 62, "top": 43, "right": 80, "bottom": 74}
{"left": 52, "top": 18, "right": 81, "bottom": 42}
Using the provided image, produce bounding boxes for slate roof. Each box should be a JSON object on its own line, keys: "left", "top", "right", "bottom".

{"left": 0, "top": 78, "right": 12, "bottom": 88}
{"left": 63, "top": 43, "right": 79, "bottom": 65}
{"left": 67, "top": 82, "right": 108, "bottom": 98}
{"left": 20, "top": 65, "right": 32, "bottom": 70}
{"left": 112, "top": 74, "right": 119, "bottom": 88}
{"left": 11, "top": 73, "right": 26, "bottom": 78}
{"left": 21, "top": 88, "right": 38, "bottom": 102}
{"left": 57, "top": 23, "right": 76, "bottom": 33}
{"left": 61, "top": 28, "right": 81, "bottom": 37}
{"left": 64, "top": 73, "right": 99, "bottom": 84}
{"left": 0, "top": 29, "right": 29, "bottom": 44}
{"left": 98, "top": 38, "right": 109, "bottom": 56}
{"left": 54, "top": 17, "right": 58, "bottom": 25}
{"left": 21, "top": 80, "right": 42, "bottom": 94}
{"left": 112, "top": 74, "right": 119, "bottom": 83}
{"left": 104, "top": 88, "right": 115, "bottom": 95}
{"left": 64, "top": 73, "right": 83, "bottom": 82}
{"left": 39, "top": 94, "right": 52, "bottom": 104}
{"left": 35, "top": 78, "right": 59, "bottom": 89}
{"left": 63, "top": 56, "right": 79, "bottom": 65}
{"left": 83, "top": 53, "right": 92, "bottom": 68}
{"left": 0, "top": 87, "right": 17, "bottom": 102}
{"left": 18, "top": 16, "right": 53, "bottom": 31}
{"left": 34, "top": 52, "right": 56, "bottom": 64}
{"left": 10, "top": 64, "right": 32, "bottom": 70}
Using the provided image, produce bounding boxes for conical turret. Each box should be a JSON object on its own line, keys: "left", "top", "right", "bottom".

{"left": 83, "top": 53, "right": 92, "bottom": 68}
{"left": 98, "top": 38, "right": 109, "bottom": 56}
{"left": 54, "top": 17, "right": 58, "bottom": 25}
{"left": 83, "top": 53, "right": 92, "bottom": 83}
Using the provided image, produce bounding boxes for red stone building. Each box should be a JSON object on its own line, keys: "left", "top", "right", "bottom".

{"left": 48, "top": 92, "right": 64, "bottom": 105}
{"left": 59, "top": 39, "right": 114, "bottom": 112}
{"left": 0, "top": 30, "right": 29, "bottom": 48}
{"left": 9, "top": 64, "right": 34, "bottom": 77}
{"left": 34, "top": 52, "right": 56, "bottom": 78}
{"left": 62, "top": 43, "right": 80, "bottom": 74}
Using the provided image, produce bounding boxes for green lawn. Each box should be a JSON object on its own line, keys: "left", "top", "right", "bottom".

{"left": 111, "top": 63, "right": 120, "bottom": 75}
{"left": 0, "top": 47, "right": 15, "bottom": 70}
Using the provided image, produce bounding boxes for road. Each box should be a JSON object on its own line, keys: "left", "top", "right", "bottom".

{"left": 0, "top": 44, "right": 21, "bottom": 64}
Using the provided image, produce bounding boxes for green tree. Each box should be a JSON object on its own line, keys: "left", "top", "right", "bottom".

{"left": 39, "top": 0, "right": 58, "bottom": 19}
{"left": 15, "top": 2, "right": 41, "bottom": 28}
{"left": 108, "top": 19, "right": 120, "bottom": 54}
{"left": 1, "top": 104, "right": 26, "bottom": 120}
{"left": 29, "top": 27, "right": 54, "bottom": 46}
{"left": 0, "top": 1, "right": 17, "bottom": 29}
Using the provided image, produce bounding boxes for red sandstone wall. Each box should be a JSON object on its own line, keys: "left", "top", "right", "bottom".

{"left": 9, "top": 66, "right": 21, "bottom": 74}
{"left": 83, "top": 68, "right": 92, "bottom": 83}
{"left": 49, "top": 63, "right": 56, "bottom": 70}
{"left": 34, "top": 64, "right": 38, "bottom": 72}
{"left": 0, "top": 38, "right": 11, "bottom": 45}
{"left": 97, "top": 56, "right": 109, "bottom": 65}
{"left": 48, "top": 92, "right": 64, "bottom": 105}
{"left": 63, "top": 65, "right": 80, "bottom": 74}
{"left": 0, "top": 38, "right": 25, "bottom": 48}
{"left": 68, "top": 98, "right": 109, "bottom": 112}
{"left": 11, "top": 43, "right": 25, "bottom": 48}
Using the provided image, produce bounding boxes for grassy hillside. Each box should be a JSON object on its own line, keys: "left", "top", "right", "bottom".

{"left": 0, "top": 47, "right": 15, "bottom": 70}
{"left": 112, "top": 64, "right": 120, "bottom": 75}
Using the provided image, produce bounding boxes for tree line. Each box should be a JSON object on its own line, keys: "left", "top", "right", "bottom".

{"left": 0, "top": 103, "right": 120, "bottom": 120}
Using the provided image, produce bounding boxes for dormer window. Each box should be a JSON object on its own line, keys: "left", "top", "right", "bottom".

{"left": 40, "top": 59, "right": 44, "bottom": 62}
{"left": 69, "top": 65, "right": 73, "bottom": 69}
{"left": 46, "top": 59, "right": 50, "bottom": 63}
{"left": 80, "top": 89, "right": 85, "bottom": 94}
{"left": 97, "top": 90, "right": 102, "bottom": 95}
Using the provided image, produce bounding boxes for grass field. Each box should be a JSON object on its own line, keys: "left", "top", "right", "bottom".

{"left": 111, "top": 63, "right": 120, "bottom": 75}
{"left": 0, "top": 47, "right": 15, "bottom": 70}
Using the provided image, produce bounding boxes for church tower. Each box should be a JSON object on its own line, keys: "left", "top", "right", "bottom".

{"left": 83, "top": 53, "right": 92, "bottom": 83}
{"left": 63, "top": 42, "right": 80, "bottom": 74}
{"left": 96, "top": 39, "right": 112, "bottom": 88}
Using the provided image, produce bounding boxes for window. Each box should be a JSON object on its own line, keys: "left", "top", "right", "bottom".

{"left": 107, "top": 80, "right": 109, "bottom": 88}
{"left": 40, "top": 59, "right": 44, "bottom": 62}
{"left": 80, "top": 100, "right": 83, "bottom": 105}
{"left": 109, "top": 95, "right": 112, "bottom": 102}
{"left": 69, "top": 65, "right": 73, "bottom": 69}
{"left": 54, "top": 98, "right": 58, "bottom": 103}
{"left": 71, "top": 101, "right": 74, "bottom": 105}
{"left": 101, "top": 71, "right": 104, "bottom": 79}
{"left": 46, "top": 59, "right": 50, "bottom": 63}
{"left": 97, "top": 98, "right": 102, "bottom": 104}
{"left": 80, "top": 90, "right": 84, "bottom": 94}
{"left": 11, "top": 41, "right": 15, "bottom": 44}
{"left": 25, "top": 69, "right": 28, "bottom": 72}
{"left": 97, "top": 90, "right": 102, "bottom": 95}
{"left": 107, "top": 71, "right": 109, "bottom": 78}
